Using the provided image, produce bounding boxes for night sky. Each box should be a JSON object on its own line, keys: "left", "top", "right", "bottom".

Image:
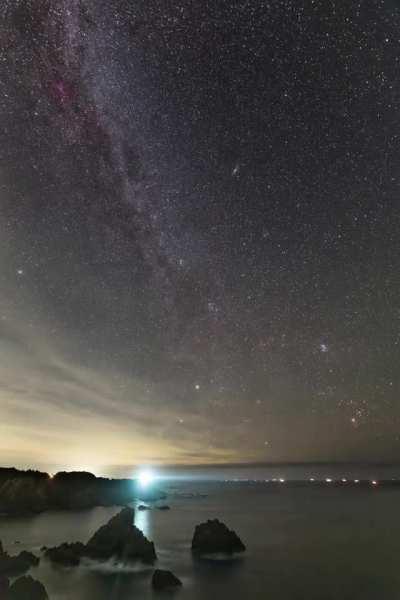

{"left": 1, "top": 0, "right": 400, "bottom": 471}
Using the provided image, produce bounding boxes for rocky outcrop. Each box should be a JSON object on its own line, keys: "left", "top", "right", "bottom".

{"left": 0, "top": 575, "right": 9, "bottom": 594}
{"left": 45, "top": 508, "right": 156, "bottom": 566}
{"left": 0, "top": 542, "right": 40, "bottom": 577}
{"left": 86, "top": 507, "right": 156, "bottom": 563}
{"left": 152, "top": 569, "right": 182, "bottom": 590}
{"left": 191, "top": 519, "right": 245, "bottom": 555}
{"left": 8, "top": 575, "right": 48, "bottom": 600}
{"left": 44, "top": 542, "right": 85, "bottom": 566}
{"left": 157, "top": 505, "right": 170, "bottom": 510}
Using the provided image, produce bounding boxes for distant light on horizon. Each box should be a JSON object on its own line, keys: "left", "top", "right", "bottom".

{"left": 137, "top": 469, "right": 155, "bottom": 488}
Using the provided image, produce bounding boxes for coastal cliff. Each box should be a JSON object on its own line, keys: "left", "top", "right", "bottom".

{"left": 0, "top": 468, "right": 164, "bottom": 516}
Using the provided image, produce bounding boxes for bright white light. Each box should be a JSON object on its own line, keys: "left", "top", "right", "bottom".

{"left": 371, "top": 480, "right": 378, "bottom": 486}
{"left": 354, "top": 479, "right": 360, "bottom": 483}
{"left": 138, "top": 470, "right": 155, "bottom": 488}
{"left": 326, "top": 478, "right": 332, "bottom": 483}
{"left": 279, "top": 478, "right": 285, "bottom": 483}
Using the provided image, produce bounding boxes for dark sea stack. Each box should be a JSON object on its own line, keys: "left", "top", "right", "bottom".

{"left": 43, "top": 508, "right": 157, "bottom": 567}
{"left": 8, "top": 575, "right": 48, "bottom": 600}
{"left": 138, "top": 504, "right": 150, "bottom": 510}
{"left": 86, "top": 507, "right": 157, "bottom": 563}
{"left": 16, "top": 552, "right": 40, "bottom": 568}
{"left": 152, "top": 569, "right": 182, "bottom": 590}
{"left": 44, "top": 542, "right": 86, "bottom": 566}
{"left": 0, "top": 542, "right": 40, "bottom": 577}
{"left": 191, "top": 520, "right": 246, "bottom": 555}
{"left": 157, "top": 505, "right": 170, "bottom": 510}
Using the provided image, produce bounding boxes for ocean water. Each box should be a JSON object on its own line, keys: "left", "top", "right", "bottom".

{"left": 2, "top": 465, "right": 400, "bottom": 599}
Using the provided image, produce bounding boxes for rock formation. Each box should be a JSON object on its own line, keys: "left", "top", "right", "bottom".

{"left": 8, "top": 575, "right": 48, "bottom": 600}
{"left": 45, "top": 507, "right": 156, "bottom": 566}
{"left": 44, "top": 542, "right": 86, "bottom": 566}
{"left": 191, "top": 519, "right": 245, "bottom": 555}
{"left": 85, "top": 507, "right": 156, "bottom": 563}
{"left": 0, "top": 542, "right": 40, "bottom": 577}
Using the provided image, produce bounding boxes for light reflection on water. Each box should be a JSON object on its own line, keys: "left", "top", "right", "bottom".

{"left": 133, "top": 503, "right": 150, "bottom": 538}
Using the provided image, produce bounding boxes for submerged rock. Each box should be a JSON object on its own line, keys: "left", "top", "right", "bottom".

{"left": 8, "top": 575, "right": 48, "bottom": 600}
{"left": 191, "top": 519, "right": 245, "bottom": 555}
{"left": 44, "top": 542, "right": 85, "bottom": 566}
{"left": 152, "top": 569, "right": 182, "bottom": 590}
{"left": 86, "top": 507, "right": 156, "bottom": 563}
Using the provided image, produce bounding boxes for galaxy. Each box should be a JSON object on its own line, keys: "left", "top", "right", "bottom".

{"left": 1, "top": 0, "right": 400, "bottom": 471}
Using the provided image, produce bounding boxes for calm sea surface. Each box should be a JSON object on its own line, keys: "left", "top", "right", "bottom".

{"left": 2, "top": 465, "right": 400, "bottom": 599}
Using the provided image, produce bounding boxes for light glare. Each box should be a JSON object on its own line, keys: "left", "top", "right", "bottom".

{"left": 138, "top": 470, "right": 155, "bottom": 488}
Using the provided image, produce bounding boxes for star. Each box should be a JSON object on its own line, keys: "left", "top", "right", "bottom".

{"left": 232, "top": 163, "right": 240, "bottom": 176}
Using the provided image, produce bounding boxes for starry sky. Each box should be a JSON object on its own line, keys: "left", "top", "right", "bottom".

{"left": 1, "top": 0, "right": 400, "bottom": 473}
